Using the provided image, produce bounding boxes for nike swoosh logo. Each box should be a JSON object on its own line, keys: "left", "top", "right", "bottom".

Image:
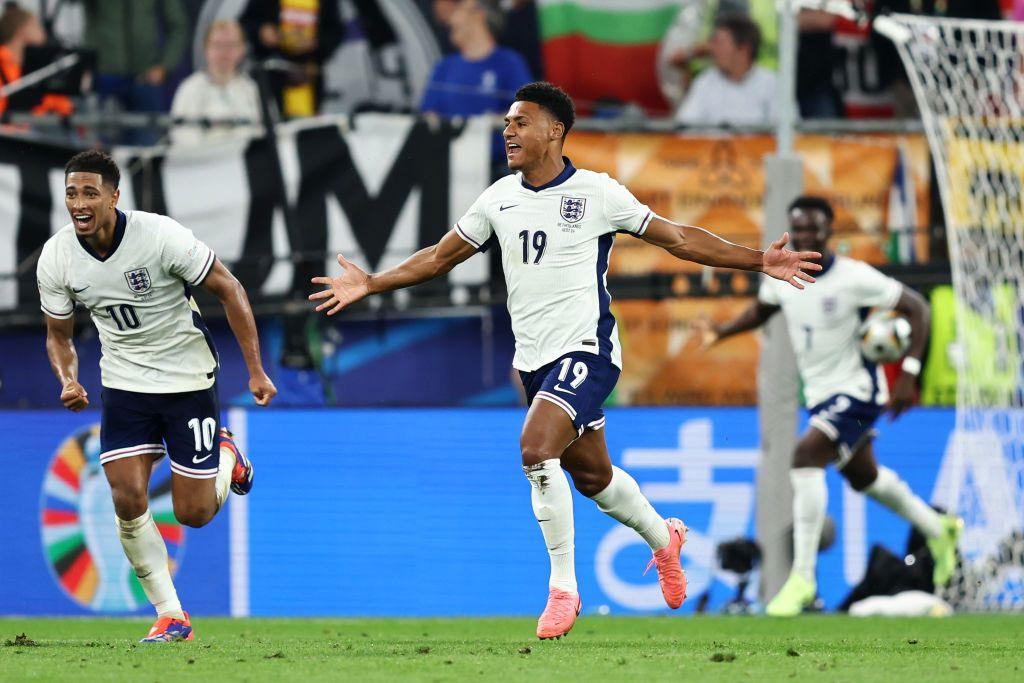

{"left": 499, "top": 204, "right": 518, "bottom": 211}
{"left": 553, "top": 384, "right": 576, "bottom": 395}
{"left": 192, "top": 453, "right": 213, "bottom": 464}
{"left": 72, "top": 286, "right": 89, "bottom": 293}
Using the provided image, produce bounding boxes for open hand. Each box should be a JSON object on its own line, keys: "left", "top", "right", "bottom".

{"left": 763, "top": 232, "right": 822, "bottom": 290}
{"left": 691, "top": 315, "right": 719, "bottom": 350}
{"left": 249, "top": 372, "right": 277, "bottom": 407}
{"left": 60, "top": 380, "right": 89, "bottom": 412}
{"left": 309, "top": 254, "right": 372, "bottom": 316}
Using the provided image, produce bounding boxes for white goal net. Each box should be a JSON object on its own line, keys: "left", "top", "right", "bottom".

{"left": 877, "top": 14, "right": 1024, "bottom": 610}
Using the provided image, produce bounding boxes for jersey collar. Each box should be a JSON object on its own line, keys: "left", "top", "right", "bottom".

{"left": 520, "top": 157, "right": 576, "bottom": 192}
{"left": 77, "top": 209, "right": 127, "bottom": 262}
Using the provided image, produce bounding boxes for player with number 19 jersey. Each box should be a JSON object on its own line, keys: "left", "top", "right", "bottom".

{"left": 456, "top": 159, "right": 651, "bottom": 372}
{"left": 37, "top": 209, "right": 218, "bottom": 393}
{"left": 455, "top": 159, "right": 651, "bottom": 435}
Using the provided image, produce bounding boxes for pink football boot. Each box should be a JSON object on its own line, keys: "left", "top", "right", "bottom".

{"left": 536, "top": 588, "right": 581, "bottom": 640}
{"left": 644, "top": 518, "right": 688, "bottom": 609}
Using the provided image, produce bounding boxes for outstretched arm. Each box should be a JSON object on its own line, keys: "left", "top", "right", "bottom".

{"left": 640, "top": 217, "right": 822, "bottom": 289}
{"left": 309, "top": 229, "right": 479, "bottom": 316}
{"left": 201, "top": 259, "right": 277, "bottom": 406}
{"left": 45, "top": 314, "right": 89, "bottom": 412}
{"left": 693, "top": 300, "right": 782, "bottom": 349}
{"left": 887, "top": 286, "right": 930, "bottom": 419}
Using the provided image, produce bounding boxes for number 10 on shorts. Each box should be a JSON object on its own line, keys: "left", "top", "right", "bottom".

{"left": 188, "top": 417, "right": 216, "bottom": 452}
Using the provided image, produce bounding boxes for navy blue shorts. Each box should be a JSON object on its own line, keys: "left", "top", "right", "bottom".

{"left": 99, "top": 385, "right": 221, "bottom": 480}
{"left": 519, "top": 351, "right": 620, "bottom": 436}
{"left": 808, "top": 393, "right": 883, "bottom": 467}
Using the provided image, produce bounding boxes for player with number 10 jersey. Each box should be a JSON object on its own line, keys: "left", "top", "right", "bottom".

{"left": 36, "top": 150, "right": 277, "bottom": 643}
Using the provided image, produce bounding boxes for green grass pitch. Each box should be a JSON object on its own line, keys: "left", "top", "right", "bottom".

{"left": 1, "top": 615, "right": 1022, "bottom": 681}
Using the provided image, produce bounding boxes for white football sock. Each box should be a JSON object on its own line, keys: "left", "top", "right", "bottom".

{"left": 790, "top": 468, "right": 827, "bottom": 584}
{"left": 215, "top": 445, "right": 236, "bottom": 511}
{"left": 590, "top": 466, "right": 670, "bottom": 551}
{"left": 116, "top": 509, "right": 184, "bottom": 619}
{"left": 524, "top": 459, "right": 577, "bottom": 593}
{"left": 864, "top": 466, "right": 943, "bottom": 539}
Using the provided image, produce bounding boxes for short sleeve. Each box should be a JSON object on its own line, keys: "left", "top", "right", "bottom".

{"left": 603, "top": 175, "right": 653, "bottom": 235}
{"left": 852, "top": 262, "right": 903, "bottom": 309}
{"left": 36, "top": 241, "right": 74, "bottom": 319}
{"left": 453, "top": 192, "right": 494, "bottom": 251}
{"left": 757, "top": 276, "right": 781, "bottom": 306}
{"left": 160, "top": 217, "right": 216, "bottom": 285}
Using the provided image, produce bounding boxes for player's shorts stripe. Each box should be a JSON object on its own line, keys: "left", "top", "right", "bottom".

{"left": 454, "top": 223, "right": 482, "bottom": 249}
{"left": 99, "top": 444, "right": 167, "bottom": 464}
{"left": 637, "top": 211, "right": 654, "bottom": 236}
{"left": 535, "top": 391, "right": 577, "bottom": 419}
{"left": 587, "top": 417, "right": 606, "bottom": 431}
{"left": 191, "top": 249, "right": 216, "bottom": 285}
{"left": 40, "top": 303, "right": 74, "bottom": 319}
{"left": 809, "top": 416, "right": 839, "bottom": 441}
{"left": 170, "top": 461, "right": 219, "bottom": 478}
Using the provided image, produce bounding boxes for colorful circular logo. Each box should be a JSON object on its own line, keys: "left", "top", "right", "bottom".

{"left": 39, "top": 425, "right": 185, "bottom": 612}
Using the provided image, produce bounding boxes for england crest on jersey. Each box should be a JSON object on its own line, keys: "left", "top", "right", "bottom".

{"left": 560, "top": 196, "right": 586, "bottom": 223}
{"left": 124, "top": 268, "right": 152, "bottom": 294}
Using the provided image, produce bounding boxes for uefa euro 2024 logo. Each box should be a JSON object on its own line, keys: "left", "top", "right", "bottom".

{"left": 39, "top": 425, "right": 184, "bottom": 612}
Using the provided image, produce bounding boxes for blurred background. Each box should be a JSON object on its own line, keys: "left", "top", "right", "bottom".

{"left": 0, "top": 0, "right": 1020, "bottom": 620}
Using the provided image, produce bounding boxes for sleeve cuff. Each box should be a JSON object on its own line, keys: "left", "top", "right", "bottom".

{"left": 882, "top": 280, "right": 903, "bottom": 310}
{"left": 636, "top": 210, "right": 654, "bottom": 236}
{"left": 190, "top": 250, "right": 216, "bottom": 285}
{"left": 41, "top": 303, "right": 74, "bottom": 319}
{"left": 454, "top": 223, "right": 483, "bottom": 250}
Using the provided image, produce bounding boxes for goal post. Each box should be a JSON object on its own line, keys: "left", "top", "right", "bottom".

{"left": 877, "top": 13, "right": 1024, "bottom": 610}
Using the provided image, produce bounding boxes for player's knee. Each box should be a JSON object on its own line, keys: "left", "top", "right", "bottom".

{"left": 110, "top": 486, "right": 149, "bottom": 521}
{"left": 173, "top": 501, "right": 216, "bottom": 529}
{"left": 793, "top": 441, "right": 830, "bottom": 469}
{"left": 568, "top": 463, "right": 612, "bottom": 497}
{"left": 520, "top": 441, "right": 560, "bottom": 468}
{"left": 844, "top": 464, "right": 878, "bottom": 492}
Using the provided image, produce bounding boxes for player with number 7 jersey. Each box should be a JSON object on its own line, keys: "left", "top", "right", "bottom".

{"left": 36, "top": 150, "right": 277, "bottom": 643}
{"left": 310, "top": 82, "right": 822, "bottom": 639}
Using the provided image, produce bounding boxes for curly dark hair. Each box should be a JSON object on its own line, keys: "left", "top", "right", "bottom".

{"left": 788, "top": 195, "right": 834, "bottom": 224}
{"left": 65, "top": 150, "right": 121, "bottom": 189}
{"left": 514, "top": 81, "right": 576, "bottom": 139}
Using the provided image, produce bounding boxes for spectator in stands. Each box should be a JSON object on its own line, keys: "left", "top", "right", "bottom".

{"left": 0, "top": 3, "right": 73, "bottom": 120}
{"left": 498, "top": 0, "right": 543, "bottom": 80}
{"left": 240, "top": 0, "right": 345, "bottom": 119}
{"left": 170, "top": 20, "right": 262, "bottom": 147}
{"left": 420, "top": 0, "right": 531, "bottom": 165}
{"left": 666, "top": 0, "right": 778, "bottom": 83}
{"left": 77, "top": 0, "right": 189, "bottom": 144}
{"left": 676, "top": 14, "right": 776, "bottom": 126}
{"left": 796, "top": 9, "right": 840, "bottom": 119}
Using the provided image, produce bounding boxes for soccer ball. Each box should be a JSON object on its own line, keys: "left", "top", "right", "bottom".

{"left": 859, "top": 310, "right": 912, "bottom": 363}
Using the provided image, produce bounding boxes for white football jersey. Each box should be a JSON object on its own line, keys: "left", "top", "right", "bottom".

{"left": 758, "top": 255, "right": 904, "bottom": 408}
{"left": 455, "top": 159, "right": 652, "bottom": 371}
{"left": 37, "top": 209, "right": 219, "bottom": 393}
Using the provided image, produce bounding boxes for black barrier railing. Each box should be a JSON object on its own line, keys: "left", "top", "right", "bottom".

{"left": 0, "top": 112, "right": 945, "bottom": 328}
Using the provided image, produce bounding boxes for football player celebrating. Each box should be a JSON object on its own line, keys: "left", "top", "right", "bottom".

{"left": 38, "top": 150, "right": 277, "bottom": 641}
{"left": 310, "top": 82, "right": 820, "bottom": 638}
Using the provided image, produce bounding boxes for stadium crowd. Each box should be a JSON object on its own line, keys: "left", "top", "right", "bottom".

{"left": 0, "top": 0, "right": 1018, "bottom": 143}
